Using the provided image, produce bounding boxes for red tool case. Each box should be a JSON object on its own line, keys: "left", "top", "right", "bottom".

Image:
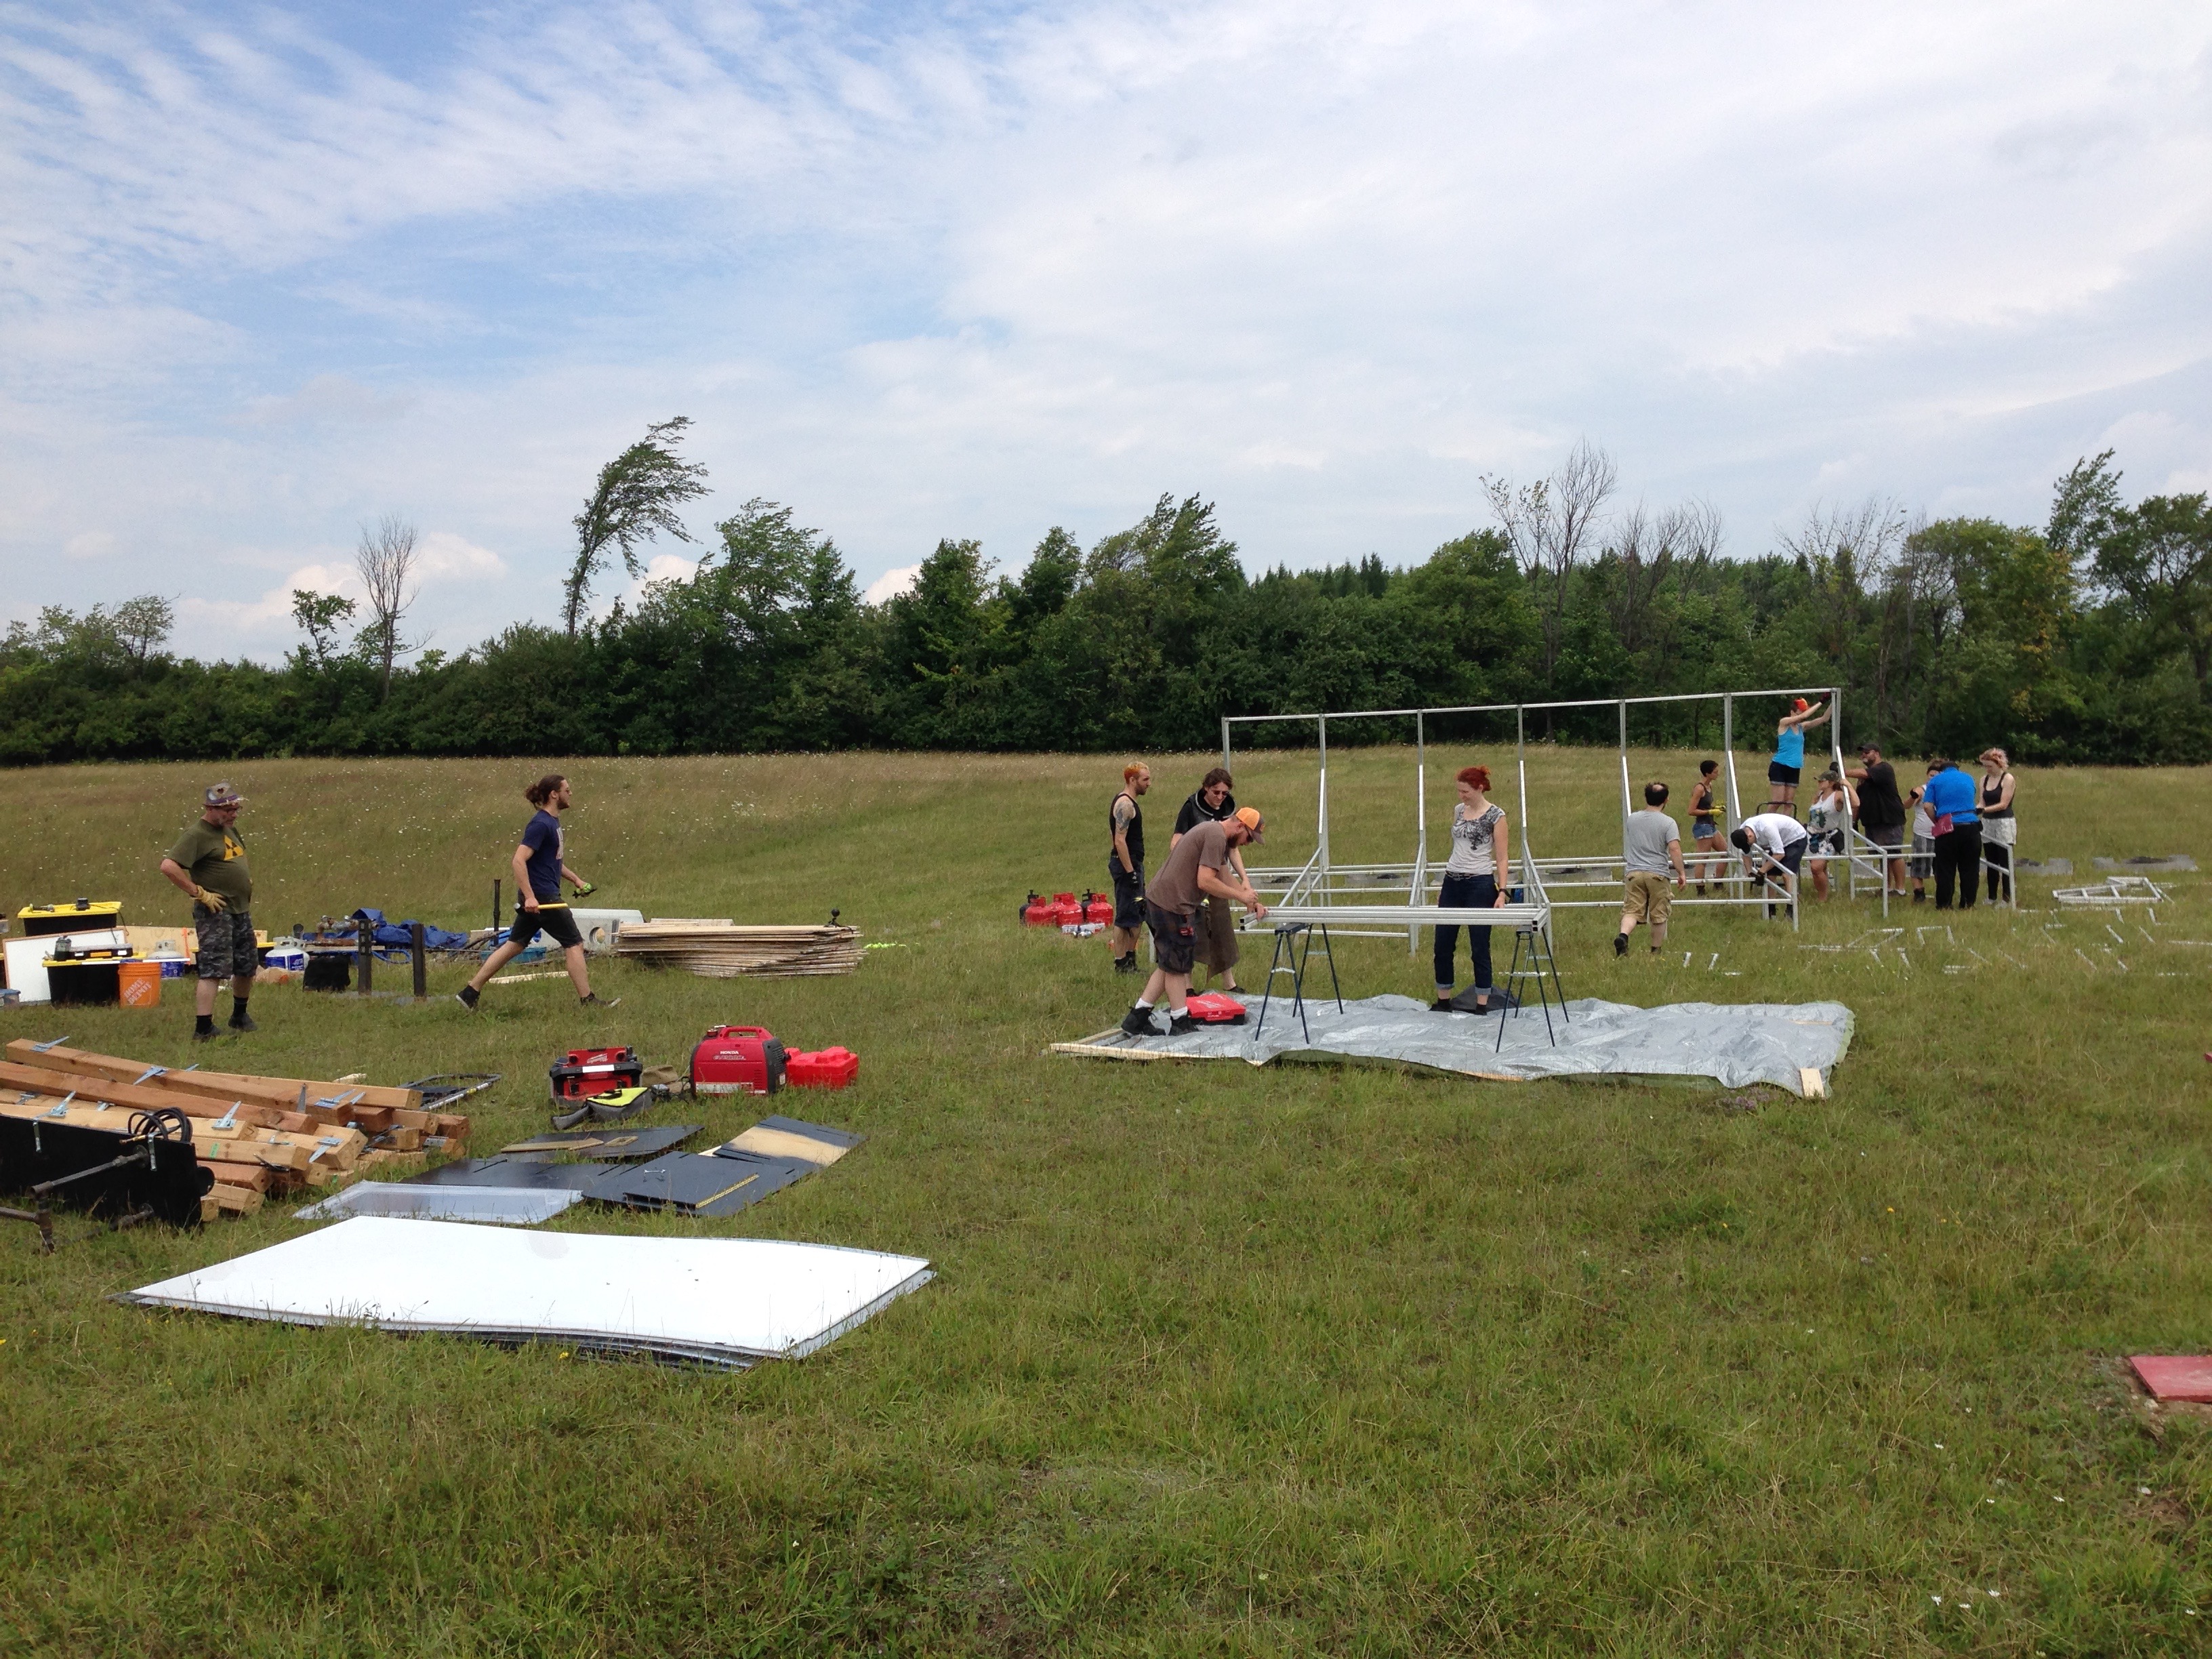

{"left": 1183, "top": 991, "right": 1248, "bottom": 1025}
{"left": 691, "top": 1025, "right": 787, "bottom": 1095}
{"left": 549, "top": 1045, "right": 644, "bottom": 1101}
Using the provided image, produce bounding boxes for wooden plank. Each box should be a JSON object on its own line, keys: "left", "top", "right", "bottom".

{"left": 210, "top": 1183, "right": 263, "bottom": 1215}
{"left": 0, "top": 1042, "right": 420, "bottom": 1110}
{"left": 0, "top": 1061, "right": 282, "bottom": 1124}
{"left": 201, "top": 1160, "right": 272, "bottom": 1193}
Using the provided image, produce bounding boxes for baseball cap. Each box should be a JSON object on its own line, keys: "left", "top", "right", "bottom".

{"left": 1231, "top": 806, "right": 1265, "bottom": 842}
{"left": 1858, "top": 740, "right": 1880, "bottom": 753}
{"left": 204, "top": 782, "right": 245, "bottom": 807}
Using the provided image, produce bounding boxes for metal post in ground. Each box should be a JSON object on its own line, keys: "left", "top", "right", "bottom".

{"left": 411, "top": 922, "right": 428, "bottom": 1000}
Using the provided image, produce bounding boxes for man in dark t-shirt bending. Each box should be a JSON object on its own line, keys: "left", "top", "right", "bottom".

{"left": 1121, "top": 809, "right": 1269, "bottom": 1038}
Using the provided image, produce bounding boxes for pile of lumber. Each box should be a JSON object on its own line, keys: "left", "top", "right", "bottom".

{"left": 613, "top": 920, "right": 862, "bottom": 979}
{"left": 0, "top": 1042, "right": 470, "bottom": 1221}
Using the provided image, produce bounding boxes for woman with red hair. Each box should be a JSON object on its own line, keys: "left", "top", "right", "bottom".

{"left": 1433, "top": 764, "right": 1509, "bottom": 1012}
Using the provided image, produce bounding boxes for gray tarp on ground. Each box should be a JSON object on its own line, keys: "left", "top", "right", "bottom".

{"left": 1063, "top": 995, "right": 1854, "bottom": 1096}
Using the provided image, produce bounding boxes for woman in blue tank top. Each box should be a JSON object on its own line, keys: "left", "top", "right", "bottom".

{"left": 1766, "top": 697, "right": 1830, "bottom": 809}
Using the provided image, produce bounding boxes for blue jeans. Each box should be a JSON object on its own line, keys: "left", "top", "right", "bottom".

{"left": 1434, "top": 873, "right": 1498, "bottom": 991}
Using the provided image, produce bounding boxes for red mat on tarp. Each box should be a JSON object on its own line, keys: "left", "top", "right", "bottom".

{"left": 2129, "top": 1355, "right": 2212, "bottom": 1402}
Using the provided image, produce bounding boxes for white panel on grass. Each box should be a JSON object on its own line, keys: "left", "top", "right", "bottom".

{"left": 123, "top": 1217, "right": 933, "bottom": 1369}
{"left": 4, "top": 930, "right": 127, "bottom": 1004}
{"left": 293, "top": 1183, "right": 583, "bottom": 1225}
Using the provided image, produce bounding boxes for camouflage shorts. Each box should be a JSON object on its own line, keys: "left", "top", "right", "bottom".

{"left": 193, "top": 905, "right": 256, "bottom": 980}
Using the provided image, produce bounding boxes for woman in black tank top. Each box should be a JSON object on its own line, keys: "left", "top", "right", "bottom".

{"left": 1978, "top": 749, "right": 2016, "bottom": 903}
{"left": 1689, "top": 760, "right": 1723, "bottom": 894}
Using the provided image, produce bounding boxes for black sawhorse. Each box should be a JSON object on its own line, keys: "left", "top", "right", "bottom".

{"left": 1494, "top": 922, "right": 1569, "bottom": 1051}
{"left": 1254, "top": 923, "right": 1343, "bottom": 1042}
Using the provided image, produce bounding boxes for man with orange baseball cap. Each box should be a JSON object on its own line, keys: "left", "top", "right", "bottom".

{"left": 1121, "top": 806, "right": 1269, "bottom": 1037}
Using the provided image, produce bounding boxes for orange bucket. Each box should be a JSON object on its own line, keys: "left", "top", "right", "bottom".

{"left": 117, "top": 960, "right": 163, "bottom": 1008}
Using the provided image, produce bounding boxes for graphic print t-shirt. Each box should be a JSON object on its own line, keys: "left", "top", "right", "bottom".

{"left": 520, "top": 809, "right": 565, "bottom": 900}
{"left": 166, "top": 819, "right": 251, "bottom": 905}
{"left": 1444, "top": 803, "right": 1506, "bottom": 876}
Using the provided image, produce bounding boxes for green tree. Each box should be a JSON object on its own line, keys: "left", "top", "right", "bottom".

{"left": 562, "top": 417, "right": 712, "bottom": 634}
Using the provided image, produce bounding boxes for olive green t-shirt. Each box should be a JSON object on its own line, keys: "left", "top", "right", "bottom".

{"left": 167, "top": 818, "right": 252, "bottom": 905}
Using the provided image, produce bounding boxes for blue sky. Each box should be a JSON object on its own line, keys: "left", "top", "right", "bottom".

{"left": 3, "top": 0, "right": 2209, "bottom": 659}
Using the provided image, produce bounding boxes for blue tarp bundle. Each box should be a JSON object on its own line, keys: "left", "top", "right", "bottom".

{"left": 351, "top": 908, "right": 470, "bottom": 958}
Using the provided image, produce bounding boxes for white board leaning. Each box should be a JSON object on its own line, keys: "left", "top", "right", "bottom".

{"left": 120, "top": 1216, "right": 934, "bottom": 1370}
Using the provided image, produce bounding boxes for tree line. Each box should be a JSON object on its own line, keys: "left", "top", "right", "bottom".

{"left": 3, "top": 434, "right": 2207, "bottom": 766}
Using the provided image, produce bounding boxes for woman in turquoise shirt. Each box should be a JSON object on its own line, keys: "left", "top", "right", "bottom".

{"left": 1766, "top": 697, "right": 1831, "bottom": 809}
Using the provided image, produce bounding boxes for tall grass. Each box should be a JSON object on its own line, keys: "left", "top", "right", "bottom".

{"left": 0, "top": 747, "right": 2206, "bottom": 1656}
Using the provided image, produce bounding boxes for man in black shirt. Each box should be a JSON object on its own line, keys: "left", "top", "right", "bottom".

{"left": 1847, "top": 742, "right": 1908, "bottom": 897}
{"left": 1171, "top": 766, "right": 1246, "bottom": 992}
{"left": 1107, "top": 764, "right": 1150, "bottom": 974}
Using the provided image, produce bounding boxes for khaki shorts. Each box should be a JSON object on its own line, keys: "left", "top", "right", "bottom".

{"left": 1622, "top": 872, "right": 1673, "bottom": 925}
{"left": 1199, "top": 893, "right": 1241, "bottom": 974}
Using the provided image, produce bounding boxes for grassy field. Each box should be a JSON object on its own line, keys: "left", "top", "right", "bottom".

{"left": 0, "top": 745, "right": 2208, "bottom": 1656}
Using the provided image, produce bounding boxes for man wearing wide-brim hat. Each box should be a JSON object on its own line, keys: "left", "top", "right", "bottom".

{"left": 157, "top": 782, "right": 259, "bottom": 1042}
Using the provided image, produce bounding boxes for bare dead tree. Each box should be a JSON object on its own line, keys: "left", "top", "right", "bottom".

{"left": 1601, "top": 497, "right": 1724, "bottom": 661}
{"left": 355, "top": 514, "right": 422, "bottom": 701}
{"left": 1482, "top": 438, "right": 1618, "bottom": 700}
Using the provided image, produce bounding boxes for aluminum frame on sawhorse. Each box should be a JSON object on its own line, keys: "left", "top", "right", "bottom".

{"left": 1223, "top": 684, "right": 1856, "bottom": 941}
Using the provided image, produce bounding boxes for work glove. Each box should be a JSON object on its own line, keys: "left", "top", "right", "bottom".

{"left": 197, "top": 890, "right": 229, "bottom": 914}
{"left": 573, "top": 881, "right": 597, "bottom": 899}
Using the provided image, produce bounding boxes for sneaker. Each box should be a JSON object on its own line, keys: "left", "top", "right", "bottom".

{"left": 1696, "top": 882, "right": 1707, "bottom": 895}
{"left": 228, "top": 1011, "right": 258, "bottom": 1033}
{"left": 579, "top": 993, "right": 621, "bottom": 1009}
{"left": 1120, "top": 1004, "right": 1158, "bottom": 1037}
{"left": 455, "top": 984, "right": 480, "bottom": 1010}
{"left": 1613, "top": 933, "right": 1629, "bottom": 958}
{"left": 1911, "top": 890, "right": 1925, "bottom": 904}
{"left": 1431, "top": 998, "right": 1456, "bottom": 1012}
{"left": 1167, "top": 1012, "right": 1201, "bottom": 1035}
{"left": 1113, "top": 954, "right": 1139, "bottom": 975}
{"left": 191, "top": 1025, "right": 220, "bottom": 1043}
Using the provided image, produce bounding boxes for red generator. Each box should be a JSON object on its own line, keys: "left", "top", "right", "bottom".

{"left": 786, "top": 1046, "right": 860, "bottom": 1089}
{"left": 550, "top": 1044, "right": 644, "bottom": 1101}
{"left": 692, "top": 1025, "right": 786, "bottom": 1095}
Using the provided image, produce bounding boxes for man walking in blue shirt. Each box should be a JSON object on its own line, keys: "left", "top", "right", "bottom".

{"left": 1920, "top": 758, "right": 1982, "bottom": 912}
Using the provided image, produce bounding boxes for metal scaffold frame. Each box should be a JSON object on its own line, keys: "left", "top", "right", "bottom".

{"left": 1222, "top": 685, "right": 1893, "bottom": 947}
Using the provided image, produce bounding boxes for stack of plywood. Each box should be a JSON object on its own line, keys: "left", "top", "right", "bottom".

{"left": 0, "top": 1042, "right": 472, "bottom": 1220}
{"left": 612, "top": 920, "right": 863, "bottom": 979}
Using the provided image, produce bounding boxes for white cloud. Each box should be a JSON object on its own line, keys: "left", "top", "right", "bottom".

{"left": 241, "top": 374, "right": 415, "bottom": 428}
{"left": 0, "top": 0, "right": 2207, "bottom": 663}
{"left": 864, "top": 564, "right": 922, "bottom": 604}
{"left": 417, "top": 530, "right": 509, "bottom": 581}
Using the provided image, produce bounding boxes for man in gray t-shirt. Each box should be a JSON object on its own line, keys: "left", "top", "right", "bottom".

{"left": 1616, "top": 781, "right": 1687, "bottom": 957}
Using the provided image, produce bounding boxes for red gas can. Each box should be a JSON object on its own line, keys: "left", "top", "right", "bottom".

{"left": 691, "top": 1025, "right": 786, "bottom": 1094}
{"left": 1022, "top": 892, "right": 1057, "bottom": 926}
{"left": 1082, "top": 890, "right": 1114, "bottom": 925}
{"left": 550, "top": 1045, "right": 644, "bottom": 1101}
{"left": 786, "top": 1046, "right": 859, "bottom": 1089}
{"left": 1052, "top": 891, "right": 1082, "bottom": 926}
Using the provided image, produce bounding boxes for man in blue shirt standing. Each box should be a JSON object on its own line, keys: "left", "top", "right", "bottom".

{"left": 457, "top": 773, "right": 618, "bottom": 1010}
{"left": 1919, "top": 757, "right": 1982, "bottom": 911}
